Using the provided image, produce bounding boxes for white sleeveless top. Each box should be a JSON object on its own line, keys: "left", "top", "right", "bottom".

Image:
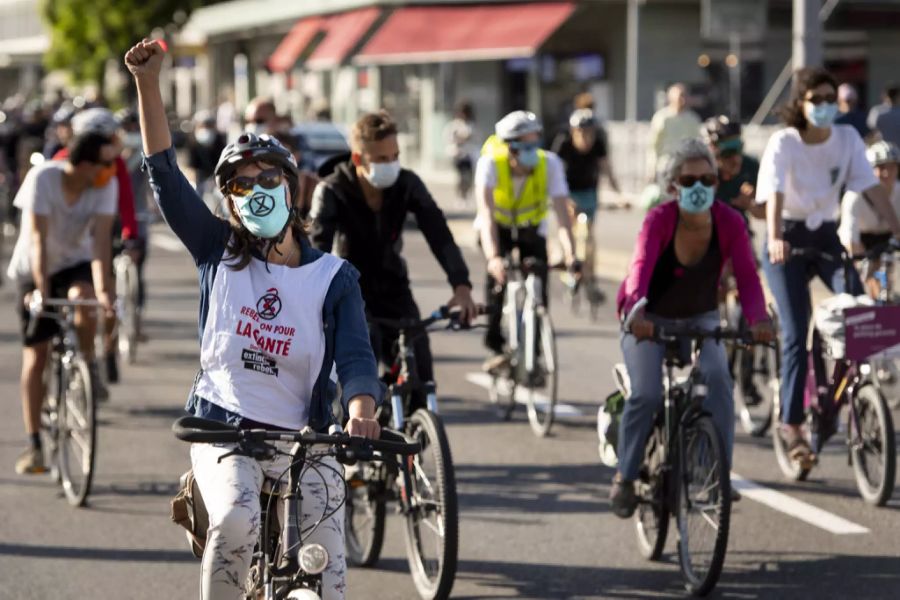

{"left": 194, "top": 250, "right": 345, "bottom": 429}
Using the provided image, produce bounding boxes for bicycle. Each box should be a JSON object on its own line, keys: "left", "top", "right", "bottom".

{"left": 347, "top": 306, "right": 480, "bottom": 599}
{"left": 623, "top": 298, "right": 754, "bottom": 597}
{"left": 173, "top": 416, "right": 420, "bottom": 600}
{"left": 770, "top": 247, "right": 896, "bottom": 506}
{"left": 114, "top": 252, "right": 141, "bottom": 365}
{"left": 29, "top": 294, "right": 103, "bottom": 507}
{"left": 487, "top": 229, "right": 560, "bottom": 437}
{"left": 562, "top": 212, "right": 604, "bottom": 321}
{"left": 719, "top": 275, "right": 780, "bottom": 437}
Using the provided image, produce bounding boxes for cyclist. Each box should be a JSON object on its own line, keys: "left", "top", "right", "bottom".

{"left": 6, "top": 130, "right": 118, "bottom": 474}
{"left": 610, "top": 138, "right": 774, "bottom": 517}
{"left": 53, "top": 108, "right": 141, "bottom": 386}
{"left": 701, "top": 115, "right": 764, "bottom": 221}
{"left": 444, "top": 100, "right": 480, "bottom": 203}
{"left": 648, "top": 83, "right": 701, "bottom": 180}
{"left": 839, "top": 140, "right": 900, "bottom": 296}
{"left": 551, "top": 108, "right": 621, "bottom": 303}
{"left": 309, "top": 110, "right": 476, "bottom": 397}
{"left": 126, "top": 38, "right": 381, "bottom": 600}
{"left": 756, "top": 67, "right": 900, "bottom": 468}
{"left": 475, "top": 110, "right": 578, "bottom": 372}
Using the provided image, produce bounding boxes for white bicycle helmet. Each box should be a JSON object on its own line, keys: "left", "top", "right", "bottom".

{"left": 569, "top": 108, "right": 596, "bottom": 129}
{"left": 867, "top": 140, "right": 900, "bottom": 167}
{"left": 72, "top": 107, "right": 119, "bottom": 138}
{"left": 495, "top": 110, "right": 543, "bottom": 141}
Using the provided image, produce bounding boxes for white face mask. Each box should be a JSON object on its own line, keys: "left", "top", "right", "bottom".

{"left": 364, "top": 160, "right": 401, "bottom": 189}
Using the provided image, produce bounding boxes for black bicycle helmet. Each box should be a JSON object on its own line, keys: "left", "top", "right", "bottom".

{"left": 702, "top": 115, "right": 742, "bottom": 145}
{"left": 214, "top": 132, "right": 300, "bottom": 194}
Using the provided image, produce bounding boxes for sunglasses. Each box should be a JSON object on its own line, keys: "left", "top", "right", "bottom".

{"left": 224, "top": 168, "right": 283, "bottom": 197}
{"left": 806, "top": 93, "right": 837, "bottom": 105}
{"left": 677, "top": 173, "right": 718, "bottom": 187}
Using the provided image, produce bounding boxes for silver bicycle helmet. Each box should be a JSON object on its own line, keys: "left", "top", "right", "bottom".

{"left": 495, "top": 110, "right": 543, "bottom": 141}
{"left": 72, "top": 107, "right": 119, "bottom": 138}
{"left": 866, "top": 140, "right": 900, "bottom": 167}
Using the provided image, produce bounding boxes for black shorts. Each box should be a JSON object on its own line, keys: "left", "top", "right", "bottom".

{"left": 18, "top": 261, "right": 93, "bottom": 347}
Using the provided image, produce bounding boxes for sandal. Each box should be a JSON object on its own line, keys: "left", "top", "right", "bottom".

{"left": 781, "top": 428, "right": 817, "bottom": 470}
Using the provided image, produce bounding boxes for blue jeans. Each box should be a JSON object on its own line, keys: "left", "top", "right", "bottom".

{"left": 616, "top": 311, "right": 734, "bottom": 481}
{"left": 761, "top": 221, "right": 863, "bottom": 425}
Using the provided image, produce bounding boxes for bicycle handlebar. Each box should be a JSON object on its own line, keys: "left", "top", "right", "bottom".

{"left": 172, "top": 416, "right": 421, "bottom": 456}
{"left": 651, "top": 325, "right": 758, "bottom": 346}
{"left": 369, "top": 304, "right": 492, "bottom": 332}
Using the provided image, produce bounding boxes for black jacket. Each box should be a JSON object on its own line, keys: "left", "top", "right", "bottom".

{"left": 309, "top": 161, "right": 471, "bottom": 302}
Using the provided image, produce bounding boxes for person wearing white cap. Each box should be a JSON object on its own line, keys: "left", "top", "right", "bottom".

{"left": 475, "top": 110, "right": 579, "bottom": 374}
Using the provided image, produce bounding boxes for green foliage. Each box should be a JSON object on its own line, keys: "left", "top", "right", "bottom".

{"left": 40, "top": 0, "right": 205, "bottom": 86}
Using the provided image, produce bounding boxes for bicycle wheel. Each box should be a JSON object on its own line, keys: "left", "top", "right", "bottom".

{"left": 403, "top": 410, "right": 458, "bottom": 600}
{"left": 850, "top": 384, "right": 896, "bottom": 506}
{"left": 733, "top": 341, "right": 778, "bottom": 437}
{"left": 676, "top": 415, "right": 731, "bottom": 597}
{"left": 525, "top": 307, "right": 558, "bottom": 438}
{"left": 634, "top": 425, "right": 669, "bottom": 561}
{"left": 345, "top": 463, "right": 387, "bottom": 567}
{"left": 116, "top": 256, "right": 140, "bottom": 365}
{"left": 57, "top": 355, "right": 96, "bottom": 507}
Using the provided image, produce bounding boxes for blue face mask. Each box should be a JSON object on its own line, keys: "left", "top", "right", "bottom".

{"left": 678, "top": 182, "right": 715, "bottom": 213}
{"left": 233, "top": 184, "right": 290, "bottom": 239}
{"left": 806, "top": 102, "right": 839, "bottom": 128}
{"left": 509, "top": 141, "right": 540, "bottom": 168}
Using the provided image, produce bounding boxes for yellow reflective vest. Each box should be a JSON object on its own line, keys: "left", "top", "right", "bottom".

{"left": 489, "top": 142, "right": 549, "bottom": 228}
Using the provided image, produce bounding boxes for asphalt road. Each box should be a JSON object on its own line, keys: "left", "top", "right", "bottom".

{"left": 1, "top": 199, "right": 899, "bottom": 599}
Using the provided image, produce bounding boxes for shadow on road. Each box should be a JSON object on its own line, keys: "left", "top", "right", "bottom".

{"left": 0, "top": 542, "right": 194, "bottom": 563}
{"left": 371, "top": 553, "right": 900, "bottom": 599}
{"left": 455, "top": 462, "right": 610, "bottom": 515}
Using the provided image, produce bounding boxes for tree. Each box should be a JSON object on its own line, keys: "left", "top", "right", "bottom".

{"left": 41, "top": 0, "right": 210, "bottom": 94}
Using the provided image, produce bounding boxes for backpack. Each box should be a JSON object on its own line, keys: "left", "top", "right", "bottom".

{"left": 170, "top": 469, "right": 209, "bottom": 559}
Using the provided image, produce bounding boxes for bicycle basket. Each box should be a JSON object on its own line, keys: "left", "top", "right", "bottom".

{"left": 598, "top": 389, "right": 625, "bottom": 468}
{"left": 814, "top": 293, "right": 874, "bottom": 359}
{"left": 170, "top": 469, "right": 209, "bottom": 559}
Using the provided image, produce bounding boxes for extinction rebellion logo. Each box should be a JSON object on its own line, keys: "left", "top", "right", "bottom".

{"left": 688, "top": 187, "right": 706, "bottom": 209}
{"left": 248, "top": 191, "right": 275, "bottom": 217}
{"left": 256, "top": 287, "right": 282, "bottom": 321}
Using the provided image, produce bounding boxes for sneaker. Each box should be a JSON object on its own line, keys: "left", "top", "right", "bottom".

{"left": 15, "top": 447, "right": 46, "bottom": 475}
{"left": 105, "top": 352, "right": 119, "bottom": 384}
{"left": 609, "top": 473, "right": 637, "bottom": 519}
{"left": 781, "top": 427, "right": 816, "bottom": 470}
{"left": 89, "top": 362, "right": 109, "bottom": 402}
{"left": 482, "top": 353, "right": 510, "bottom": 374}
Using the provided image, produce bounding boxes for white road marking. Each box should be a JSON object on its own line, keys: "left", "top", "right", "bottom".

{"left": 731, "top": 472, "right": 870, "bottom": 535}
{"left": 464, "top": 372, "right": 584, "bottom": 417}
{"left": 151, "top": 232, "right": 183, "bottom": 253}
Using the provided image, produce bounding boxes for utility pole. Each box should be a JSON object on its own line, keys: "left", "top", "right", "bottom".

{"left": 793, "top": 0, "right": 824, "bottom": 69}
{"left": 625, "top": 0, "right": 640, "bottom": 122}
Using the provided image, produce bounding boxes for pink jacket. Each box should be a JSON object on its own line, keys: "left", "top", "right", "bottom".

{"left": 616, "top": 200, "right": 768, "bottom": 325}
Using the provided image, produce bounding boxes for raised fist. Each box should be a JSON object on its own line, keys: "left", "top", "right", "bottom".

{"left": 124, "top": 38, "right": 167, "bottom": 79}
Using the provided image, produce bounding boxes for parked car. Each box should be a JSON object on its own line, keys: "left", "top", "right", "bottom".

{"left": 290, "top": 122, "right": 351, "bottom": 173}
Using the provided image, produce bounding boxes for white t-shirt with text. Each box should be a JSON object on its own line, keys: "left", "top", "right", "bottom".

{"left": 6, "top": 161, "right": 118, "bottom": 282}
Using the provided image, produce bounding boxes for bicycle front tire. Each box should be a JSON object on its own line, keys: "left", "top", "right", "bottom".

{"left": 525, "top": 307, "right": 558, "bottom": 438}
{"left": 345, "top": 469, "right": 387, "bottom": 567}
{"left": 676, "top": 415, "right": 731, "bottom": 597}
{"left": 850, "top": 384, "right": 896, "bottom": 506}
{"left": 402, "top": 409, "right": 458, "bottom": 600}
{"left": 57, "top": 355, "right": 96, "bottom": 507}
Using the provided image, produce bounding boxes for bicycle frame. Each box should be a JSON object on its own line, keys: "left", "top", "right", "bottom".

{"left": 387, "top": 327, "right": 438, "bottom": 432}
{"left": 503, "top": 249, "right": 544, "bottom": 377}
